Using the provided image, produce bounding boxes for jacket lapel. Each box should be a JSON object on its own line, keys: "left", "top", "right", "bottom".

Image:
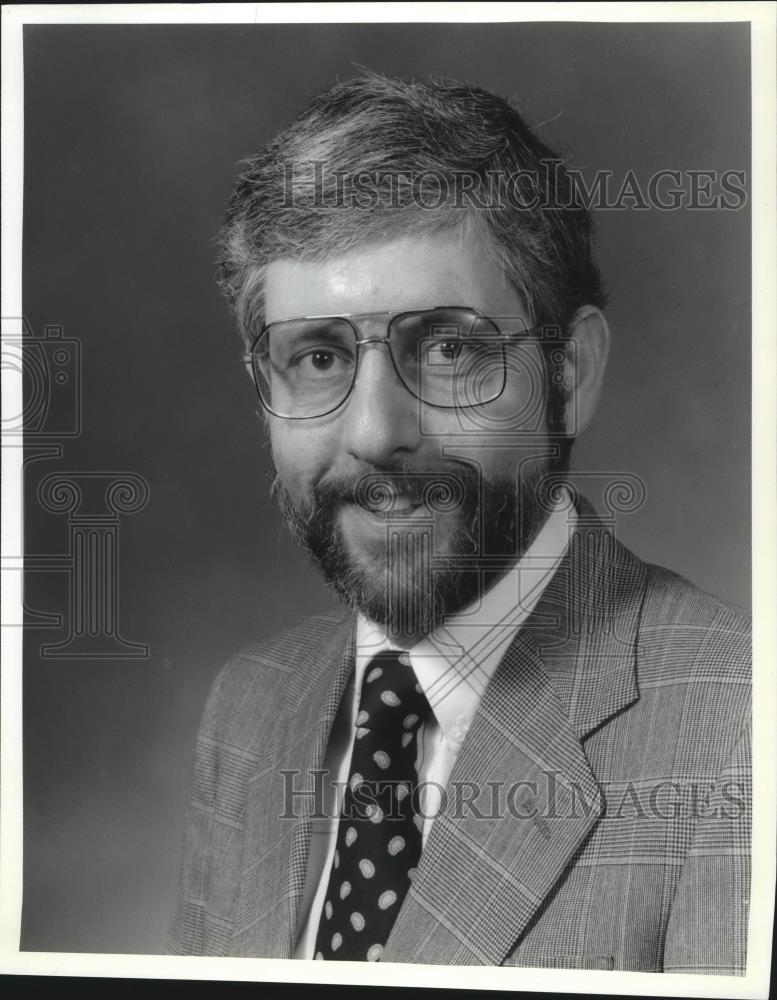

{"left": 283, "top": 616, "right": 357, "bottom": 946}
{"left": 382, "top": 505, "right": 648, "bottom": 965}
{"left": 236, "top": 612, "right": 356, "bottom": 957}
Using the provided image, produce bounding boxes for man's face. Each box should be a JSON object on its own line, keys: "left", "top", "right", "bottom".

{"left": 262, "top": 231, "right": 561, "bottom": 641}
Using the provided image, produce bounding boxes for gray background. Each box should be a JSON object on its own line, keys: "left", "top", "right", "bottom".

{"left": 21, "top": 21, "right": 750, "bottom": 952}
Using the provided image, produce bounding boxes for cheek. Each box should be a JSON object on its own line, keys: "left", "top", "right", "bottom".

{"left": 269, "top": 422, "right": 335, "bottom": 493}
{"left": 268, "top": 425, "right": 308, "bottom": 489}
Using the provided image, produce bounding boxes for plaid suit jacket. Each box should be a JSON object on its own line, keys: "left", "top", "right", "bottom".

{"left": 167, "top": 503, "right": 751, "bottom": 973}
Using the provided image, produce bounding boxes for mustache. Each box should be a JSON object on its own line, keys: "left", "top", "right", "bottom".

{"left": 307, "top": 462, "right": 484, "bottom": 515}
{"left": 270, "top": 460, "right": 517, "bottom": 561}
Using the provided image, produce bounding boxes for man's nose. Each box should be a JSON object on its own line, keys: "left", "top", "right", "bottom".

{"left": 340, "top": 343, "right": 421, "bottom": 465}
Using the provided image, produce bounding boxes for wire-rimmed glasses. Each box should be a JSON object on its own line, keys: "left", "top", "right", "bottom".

{"left": 243, "top": 306, "right": 536, "bottom": 419}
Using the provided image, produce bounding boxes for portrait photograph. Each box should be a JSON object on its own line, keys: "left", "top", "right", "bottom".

{"left": 1, "top": 3, "right": 774, "bottom": 996}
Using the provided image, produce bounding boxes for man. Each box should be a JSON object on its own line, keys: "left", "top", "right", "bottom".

{"left": 167, "top": 73, "right": 751, "bottom": 972}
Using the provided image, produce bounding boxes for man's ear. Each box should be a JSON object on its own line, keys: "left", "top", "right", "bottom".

{"left": 562, "top": 305, "right": 610, "bottom": 437}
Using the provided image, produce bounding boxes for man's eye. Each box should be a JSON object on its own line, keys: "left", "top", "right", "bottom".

{"left": 425, "top": 341, "right": 464, "bottom": 365}
{"left": 292, "top": 348, "right": 352, "bottom": 375}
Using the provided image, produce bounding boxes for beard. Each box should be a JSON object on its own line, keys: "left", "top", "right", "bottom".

{"left": 272, "top": 452, "right": 565, "bottom": 642}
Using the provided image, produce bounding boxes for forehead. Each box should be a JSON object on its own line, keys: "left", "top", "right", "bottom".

{"left": 263, "top": 231, "right": 527, "bottom": 323}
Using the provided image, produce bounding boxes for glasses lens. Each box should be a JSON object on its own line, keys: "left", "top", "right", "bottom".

{"left": 390, "top": 309, "right": 506, "bottom": 408}
{"left": 254, "top": 318, "right": 356, "bottom": 417}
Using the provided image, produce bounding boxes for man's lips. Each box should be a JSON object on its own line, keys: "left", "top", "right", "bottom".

{"left": 373, "top": 492, "right": 424, "bottom": 515}
{"left": 341, "top": 494, "right": 429, "bottom": 518}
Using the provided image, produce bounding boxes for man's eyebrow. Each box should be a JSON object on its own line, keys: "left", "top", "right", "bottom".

{"left": 282, "top": 323, "right": 352, "bottom": 343}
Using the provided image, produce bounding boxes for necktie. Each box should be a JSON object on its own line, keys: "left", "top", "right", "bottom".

{"left": 314, "top": 650, "right": 431, "bottom": 961}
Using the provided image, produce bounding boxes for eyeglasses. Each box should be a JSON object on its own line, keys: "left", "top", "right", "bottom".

{"left": 244, "top": 306, "right": 538, "bottom": 419}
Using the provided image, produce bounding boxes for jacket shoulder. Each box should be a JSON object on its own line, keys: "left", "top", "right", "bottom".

{"left": 637, "top": 561, "right": 751, "bottom": 707}
{"left": 198, "top": 611, "right": 351, "bottom": 736}
{"left": 231, "top": 610, "right": 350, "bottom": 676}
{"left": 641, "top": 562, "right": 750, "bottom": 637}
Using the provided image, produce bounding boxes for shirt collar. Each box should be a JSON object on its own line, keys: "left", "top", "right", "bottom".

{"left": 355, "top": 494, "right": 576, "bottom": 752}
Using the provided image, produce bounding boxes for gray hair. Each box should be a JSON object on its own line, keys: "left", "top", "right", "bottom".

{"left": 217, "top": 70, "right": 606, "bottom": 347}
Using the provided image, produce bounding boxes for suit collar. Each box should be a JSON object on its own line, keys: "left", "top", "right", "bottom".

{"left": 521, "top": 497, "right": 646, "bottom": 740}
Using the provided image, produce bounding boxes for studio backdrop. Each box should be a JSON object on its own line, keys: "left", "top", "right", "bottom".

{"left": 20, "top": 20, "right": 750, "bottom": 953}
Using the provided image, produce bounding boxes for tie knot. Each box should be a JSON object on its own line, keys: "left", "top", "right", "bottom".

{"left": 356, "top": 651, "right": 430, "bottom": 735}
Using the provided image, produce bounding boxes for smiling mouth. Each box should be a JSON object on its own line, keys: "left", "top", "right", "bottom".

{"left": 349, "top": 492, "right": 428, "bottom": 518}
{"left": 386, "top": 494, "right": 425, "bottom": 516}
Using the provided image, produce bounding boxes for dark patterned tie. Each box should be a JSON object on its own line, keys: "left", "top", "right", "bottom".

{"left": 314, "top": 650, "right": 431, "bottom": 961}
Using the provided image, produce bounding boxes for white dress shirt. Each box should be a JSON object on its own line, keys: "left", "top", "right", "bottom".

{"left": 293, "top": 498, "right": 576, "bottom": 958}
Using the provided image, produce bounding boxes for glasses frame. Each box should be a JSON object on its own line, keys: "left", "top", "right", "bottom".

{"left": 243, "top": 306, "right": 541, "bottom": 420}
